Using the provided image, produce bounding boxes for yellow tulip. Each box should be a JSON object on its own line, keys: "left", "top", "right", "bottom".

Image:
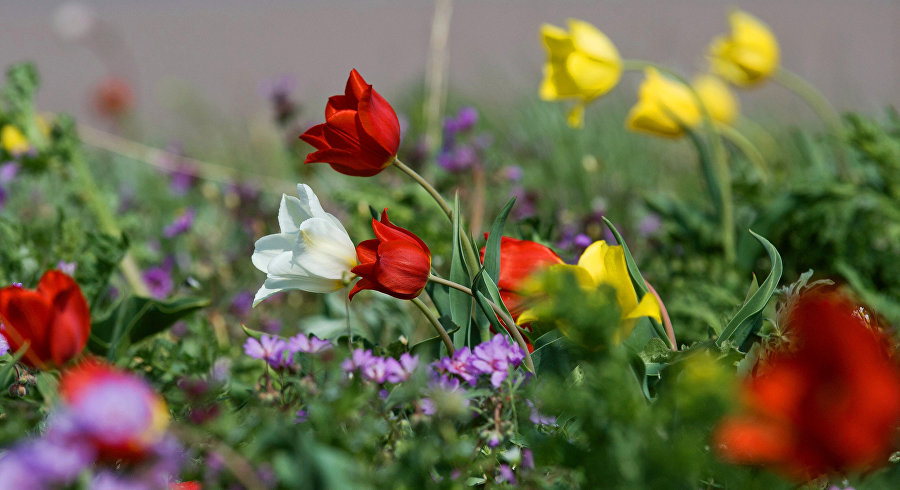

{"left": 626, "top": 68, "right": 701, "bottom": 138}
{"left": 520, "top": 240, "right": 661, "bottom": 343}
{"left": 709, "top": 10, "right": 780, "bottom": 86}
{"left": 693, "top": 74, "right": 739, "bottom": 125}
{"left": 1, "top": 125, "right": 29, "bottom": 156}
{"left": 539, "top": 19, "right": 622, "bottom": 128}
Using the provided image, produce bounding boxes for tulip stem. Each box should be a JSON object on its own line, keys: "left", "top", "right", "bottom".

{"left": 772, "top": 67, "right": 847, "bottom": 178}
{"left": 644, "top": 281, "right": 677, "bottom": 351}
{"left": 623, "top": 59, "right": 735, "bottom": 263}
{"left": 411, "top": 297, "right": 455, "bottom": 356}
{"left": 428, "top": 274, "right": 534, "bottom": 373}
{"left": 394, "top": 158, "right": 481, "bottom": 276}
{"left": 717, "top": 124, "right": 770, "bottom": 183}
{"left": 69, "top": 147, "right": 152, "bottom": 297}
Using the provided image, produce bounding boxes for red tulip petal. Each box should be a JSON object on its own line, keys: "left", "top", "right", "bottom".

{"left": 372, "top": 210, "right": 430, "bottom": 254}
{"left": 48, "top": 287, "right": 90, "bottom": 367}
{"left": 322, "top": 110, "right": 361, "bottom": 150}
{"left": 299, "top": 124, "right": 329, "bottom": 150}
{"left": 0, "top": 288, "right": 52, "bottom": 367}
{"left": 713, "top": 417, "right": 792, "bottom": 465}
{"left": 357, "top": 85, "right": 401, "bottom": 155}
{"left": 344, "top": 69, "right": 369, "bottom": 102}
{"left": 348, "top": 277, "right": 376, "bottom": 301}
{"left": 371, "top": 240, "right": 431, "bottom": 297}
{"left": 325, "top": 95, "right": 356, "bottom": 119}
{"left": 350, "top": 261, "right": 376, "bottom": 277}
{"left": 355, "top": 239, "right": 379, "bottom": 265}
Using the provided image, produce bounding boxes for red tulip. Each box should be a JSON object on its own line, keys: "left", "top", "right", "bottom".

{"left": 349, "top": 209, "right": 431, "bottom": 300}
{"left": 300, "top": 69, "right": 401, "bottom": 177}
{"left": 480, "top": 236, "right": 563, "bottom": 319}
{"left": 93, "top": 76, "right": 134, "bottom": 118}
{"left": 0, "top": 270, "right": 90, "bottom": 369}
{"left": 713, "top": 290, "right": 900, "bottom": 480}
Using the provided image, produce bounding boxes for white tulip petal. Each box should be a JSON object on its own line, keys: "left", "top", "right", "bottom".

{"left": 253, "top": 275, "right": 343, "bottom": 306}
{"left": 292, "top": 218, "right": 358, "bottom": 279}
{"left": 251, "top": 233, "right": 295, "bottom": 272}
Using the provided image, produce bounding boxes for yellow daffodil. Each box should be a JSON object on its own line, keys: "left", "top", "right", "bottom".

{"left": 1, "top": 125, "right": 29, "bottom": 156}
{"left": 520, "top": 240, "right": 661, "bottom": 343}
{"left": 709, "top": 10, "right": 780, "bottom": 86}
{"left": 539, "top": 19, "right": 622, "bottom": 128}
{"left": 626, "top": 68, "right": 701, "bottom": 138}
{"left": 693, "top": 74, "right": 739, "bottom": 125}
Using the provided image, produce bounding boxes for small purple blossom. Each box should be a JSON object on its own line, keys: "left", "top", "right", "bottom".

{"left": 434, "top": 346, "right": 481, "bottom": 386}
{"left": 522, "top": 448, "right": 534, "bottom": 470}
{"left": 288, "top": 333, "right": 332, "bottom": 354}
{"left": 503, "top": 165, "right": 523, "bottom": 182}
{"left": 295, "top": 409, "right": 308, "bottom": 423}
{"left": 498, "top": 464, "right": 516, "bottom": 485}
{"left": 0, "top": 332, "right": 8, "bottom": 356}
{"left": 638, "top": 213, "right": 662, "bottom": 237}
{"left": 526, "top": 399, "right": 557, "bottom": 426}
{"left": 0, "top": 162, "right": 19, "bottom": 183}
{"left": 342, "top": 348, "right": 376, "bottom": 374}
{"left": 229, "top": 290, "right": 254, "bottom": 317}
{"left": 244, "top": 334, "right": 289, "bottom": 368}
{"left": 437, "top": 144, "right": 479, "bottom": 172}
{"left": 421, "top": 374, "right": 469, "bottom": 416}
{"left": 471, "top": 334, "right": 526, "bottom": 388}
{"left": 143, "top": 257, "right": 174, "bottom": 299}
{"left": 56, "top": 260, "right": 77, "bottom": 276}
{"left": 343, "top": 350, "right": 418, "bottom": 384}
{"left": 163, "top": 208, "right": 195, "bottom": 238}
{"left": 445, "top": 106, "right": 478, "bottom": 134}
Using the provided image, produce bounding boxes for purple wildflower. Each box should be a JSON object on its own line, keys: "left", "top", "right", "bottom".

{"left": 434, "top": 346, "right": 481, "bottom": 386}
{"left": 163, "top": 208, "right": 195, "bottom": 238}
{"left": 342, "top": 348, "right": 376, "bottom": 374}
{"left": 0, "top": 332, "right": 8, "bottom": 356}
{"left": 526, "top": 399, "right": 557, "bottom": 426}
{"left": 421, "top": 374, "right": 469, "bottom": 416}
{"left": 573, "top": 233, "right": 592, "bottom": 249}
{"left": 437, "top": 144, "right": 479, "bottom": 172}
{"left": 638, "top": 213, "right": 662, "bottom": 236}
{"left": 143, "top": 258, "right": 174, "bottom": 299}
{"left": 243, "top": 334, "right": 289, "bottom": 368}
{"left": 295, "top": 409, "right": 308, "bottom": 423}
{"left": 288, "top": 333, "right": 332, "bottom": 355}
{"left": 503, "top": 165, "right": 524, "bottom": 182}
{"left": 0, "top": 162, "right": 19, "bottom": 183}
{"left": 446, "top": 106, "right": 478, "bottom": 133}
{"left": 56, "top": 260, "right": 77, "bottom": 276}
{"left": 229, "top": 290, "right": 254, "bottom": 317}
{"left": 498, "top": 464, "right": 516, "bottom": 485}
{"left": 522, "top": 448, "right": 535, "bottom": 470}
{"left": 471, "top": 334, "right": 526, "bottom": 388}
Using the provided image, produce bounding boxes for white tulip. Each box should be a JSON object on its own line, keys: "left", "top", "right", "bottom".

{"left": 252, "top": 184, "right": 357, "bottom": 306}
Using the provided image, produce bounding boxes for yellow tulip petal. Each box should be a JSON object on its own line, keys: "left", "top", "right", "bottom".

{"left": 709, "top": 9, "right": 779, "bottom": 86}
{"left": 566, "top": 51, "right": 620, "bottom": 97}
{"left": 517, "top": 307, "right": 539, "bottom": 325}
{"left": 624, "top": 292, "right": 662, "bottom": 324}
{"left": 540, "top": 63, "right": 581, "bottom": 101}
{"left": 567, "top": 18, "right": 620, "bottom": 63}
{"left": 1, "top": 125, "right": 29, "bottom": 155}
{"left": 566, "top": 104, "right": 585, "bottom": 128}
{"left": 693, "top": 74, "right": 739, "bottom": 124}
{"left": 576, "top": 241, "right": 638, "bottom": 313}
{"left": 626, "top": 68, "right": 701, "bottom": 138}
{"left": 540, "top": 23, "right": 574, "bottom": 61}
{"left": 626, "top": 101, "right": 683, "bottom": 138}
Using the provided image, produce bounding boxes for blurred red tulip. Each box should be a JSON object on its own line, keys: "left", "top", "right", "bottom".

{"left": 714, "top": 290, "right": 900, "bottom": 480}
{"left": 481, "top": 236, "right": 564, "bottom": 319}
{"left": 0, "top": 270, "right": 90, "bottom": 369}
{"left": 350, "top": 209, "right": 431, "bottom": 300}
{"left": 93, "top": 76, "right": 134, "bottom": 118}
{"left": 300, "top": 69, "right": 401, "bottom": 177}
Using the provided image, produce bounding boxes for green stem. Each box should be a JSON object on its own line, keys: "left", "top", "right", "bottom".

{"left": 623, "top": 59, "right": 735, "bottom": 263}
{"left": 393, "top": 158, "right": 481, "bottom": 275}
{"left": 411, "top": 297, "right": 455, "bottom": 356}
{"left": 717, "top": 123, "right": 770, "bottom": 183}
{"left": 70, "top": 150, "right": 151, "bottom": 297}
{"left": 428, "top": 274, "right": 534, "bottom": 373}
{"left": 772, "top": 67, "right": 847, "bottom": 177}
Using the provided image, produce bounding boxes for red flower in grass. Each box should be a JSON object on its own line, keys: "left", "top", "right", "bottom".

{"left": 93, "top": 76, "right": 134, "bottom": 118}
{"left": 300, "top": 69, "right": 401, "bottom": 177}
{"left": 480, "top": 236, "right": 564, "bottom": 351}
{"left": 350, "top": 209, "right": 431, "bottom": 301}
{"left": 0, "top": 270, "right": 90, "bottom": 369}
{"left": 713, "top": 290, "right": 900, "bottom": 481}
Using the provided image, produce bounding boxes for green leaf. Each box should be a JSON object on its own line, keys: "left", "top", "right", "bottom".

{"left": 716, "top": 230, "right": 783, "bottom": 351}
{"left": 473, "top": 290, "right": 504, "bottom": 334}
{"left": 0, "top": 343, "right": 30, "bottom": 386}
{"left": 482, "top": 198, "right": 516, "bottom": 284}
{"left": 89, "top": 295, "right": 209, "bottom": 360}
{"left": 449, "top": 194, "right": 472, "bottom": 348}
{"left": 530, "top": 330, "right": 574, "bottom": 376}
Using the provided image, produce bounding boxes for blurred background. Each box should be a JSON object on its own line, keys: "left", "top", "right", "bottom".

{"left": 1, "top": 0, "right": 898, "bottom": 137}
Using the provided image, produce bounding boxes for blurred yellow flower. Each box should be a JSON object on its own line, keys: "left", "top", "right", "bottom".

{"left": 709, "top": 10, "right": 780, "bottom": 86}
{"left": 626, "top": 68, "right": 701, "bottom": 138}
{"left": 539, "top": 19, "right": 622, "bottom": 128}
{"left": 693, "top": 74, "right": 739, "bottom": 125}
{"left": 1, "top": 125, "right": 29, "bottom": 155}
{"left": 520, "top": 240, "right": 661, "bottom": 343}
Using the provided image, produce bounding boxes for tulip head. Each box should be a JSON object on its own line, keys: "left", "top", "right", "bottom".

{"left": 626, "top": 68, "right": 701, "bottom": 138}
{"left": 480, "top": 236, "right": 564, "bottom": 319}
{"left": 350, "top": 209, "right": 431, "bottom": 301}
{"left": 539, "top": 19, "right": 622, "bottom": 128}
{"left": 1, "top": 125, "right": 30, "bottom": 156}
{"left": 709, "top": 10, "right": 780, "bottom": 86}
{"left": 252, "top": 184, "right": 358, "bottom": 306}
{"left": 693, "top": 74, "right": 739, "bottom": 125}
{"left": 300, "top": 69, "right": 401, "bottom": 177}
{"left": 0, "top": 270, "right": 90, "bottom": 369}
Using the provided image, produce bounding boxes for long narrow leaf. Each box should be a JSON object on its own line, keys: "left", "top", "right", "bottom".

{"left": 483, "top": 198, "right": 516, "bottom": 284}
{"left": 716, "top": 230, "right": 782, "bottom": 350}
{"left": 449, "top": 194, "right": 473, "bottom": 348}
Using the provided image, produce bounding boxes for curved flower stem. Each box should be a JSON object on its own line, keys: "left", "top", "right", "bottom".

{"left": 623, "top": 59, "right": 735, "bottom": 263}
{"left": 717, "top": 123, "right": 770, "bottom": 183}
{"left": 70, "top": 148, "right": 151, "bottom": 297}
{"left": 644, "top": 281, "right": 677, "bottom": 351}
{"left": 411, "top": 297, "right": 455, "bottom": 356}
{"left": 772, "top": 67, "right": 847, "bottom": 178}
{"left": 428, "top": 274, "right": 534, "bottom": 373}
{"left": 393, "top": 158, "right": 481, "bottom": 276}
